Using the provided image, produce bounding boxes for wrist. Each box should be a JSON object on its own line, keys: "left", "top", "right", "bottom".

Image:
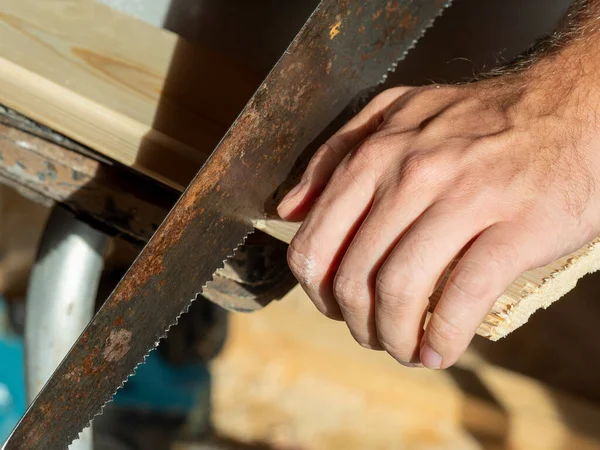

{"left": 515, "top": 42, "right": 600, "bottom": 134}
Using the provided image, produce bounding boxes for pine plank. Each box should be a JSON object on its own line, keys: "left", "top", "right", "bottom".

{"left": 0, "top": 0, "right": 260, "bottom": 189}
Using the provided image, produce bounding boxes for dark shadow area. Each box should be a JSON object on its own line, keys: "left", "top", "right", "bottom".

{"left": 163, "top": 0, "right": 319, "bottom": 76}
{"left": 447, "top": 366, "right": 510, "bottom": 449}
{"left": 383, "top": 0, "right": 570, "bottom": 87}
{"left": 471, "top": 269, "right": 600, "bottom": 444}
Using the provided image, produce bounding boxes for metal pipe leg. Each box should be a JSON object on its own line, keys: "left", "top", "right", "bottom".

{"left": 25, "top": 206, "right": 109, "bottom": 450}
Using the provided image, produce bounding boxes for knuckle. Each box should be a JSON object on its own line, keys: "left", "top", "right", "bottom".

{"left": 448, "top": 240, "right": 520, "bottom": 303}
{"left": 336, "top": 137, "right": 392, "bottom": 185}
{"left": 348, "top": 139, "right": 383, "bottom": 166}
{"left": 376, "top": 288, "right": 411, "bottom": 314}
{"left": 419, "top": 115, "right": 453, "bottom": 137}
{"left": 287, "top": 239, "right": 320, "bottom": 287}
{"left": 374, "top": 86, "right": 409, "bottom": 105}
{"left": 399, "top": 153, "right": 438, "bottom": 186}
{"left": 445, "top": 262, "right": 490, "bottom": 303}
{"left": 375, "top": 88, "right": 413, "bottom": 117}
{"left": 485, "top": 240, "right": 519, "bottom": 274}
{"left": 376, "top": 269, "right": 421, "bottom": 313}
{"left": 333, "top": 275, "right": 369, "bottom": 313}
{"left": 427, "top": 313, "right": 463, "bottom": 348}
{"left": 286, "top": 242, "right": 305, "bottom": 278}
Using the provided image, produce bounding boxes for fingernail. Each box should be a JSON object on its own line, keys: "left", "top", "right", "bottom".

{"left": 420, "top": 344, "right": 442, "bottom": 369}
{"left": 278, "top": 181, "right": 306, "bottom": 216}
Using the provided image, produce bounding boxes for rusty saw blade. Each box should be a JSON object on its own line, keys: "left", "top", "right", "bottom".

{"left": 3, "top": 0, "right": 452, "bottom": 448}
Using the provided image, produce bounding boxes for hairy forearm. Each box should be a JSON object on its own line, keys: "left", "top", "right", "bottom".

{"left": 474, "top": 1, "right": 600, "bottom": 135}
{"left": 486, "top": 1, "right": 600, "bottom": 78}
{"left": 541, "top": 1, "right": 600, "bottom": 126}
{"left": 555, "top": 0, "right": 600, "bottom": 46}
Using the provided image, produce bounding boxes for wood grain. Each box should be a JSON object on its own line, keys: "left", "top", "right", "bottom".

{"left": 0, "top": 0, "right": 261, "bottom": 190}
{"left": 0, "top": 0, "right": 312, "bottom": 244}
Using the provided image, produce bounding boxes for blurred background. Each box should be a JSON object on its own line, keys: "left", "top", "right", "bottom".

{"left": 5, "top": 0, "right": 600, "bottom": 449}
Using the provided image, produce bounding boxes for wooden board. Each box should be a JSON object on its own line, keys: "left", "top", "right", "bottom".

{"left": 209, "top": 285, "right": 600, "bottom": 450}
{"left": 0, "top": 0, "right": 261, "bottom": 190}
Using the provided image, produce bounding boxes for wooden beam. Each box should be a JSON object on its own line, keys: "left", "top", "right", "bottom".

{"left": 0, "top": 121, "right": 296, "bottom": 310}
{"left": 0, "top": 0, "right": 297, "bottom": 239}
{"left": 0, "top": 121, "right": 175, "bottom": 242}
{"left": 0, "top": 0, "right": 261, "bottom": 190}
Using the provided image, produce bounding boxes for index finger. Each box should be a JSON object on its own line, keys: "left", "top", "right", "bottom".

{"left": 277, "top": 87, "right": 411, "bottom": 221}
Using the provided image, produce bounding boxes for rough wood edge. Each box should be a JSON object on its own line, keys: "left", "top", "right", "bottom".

{"left": 477, "top": 237, "right": 600, "bottom": 340}
{"left": 253, "top": 218, "right": 300, "bottom": 244}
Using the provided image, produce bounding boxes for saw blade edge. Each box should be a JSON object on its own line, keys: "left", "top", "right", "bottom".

{"left": 68, "top": 2, "right": 456, "bottom": 444}
{"left": 64, "top": 228, "right": 255, "bottom": 448}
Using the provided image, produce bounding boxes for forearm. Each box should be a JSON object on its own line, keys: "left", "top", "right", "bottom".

{"left": 478, "top": 1, "right": 600, "bottom": 141}
{"left": 477, "top": 1, "right": 600, "bottom": 85}
{"left": 554, "top": 0, "right": 600, "bottom": 47}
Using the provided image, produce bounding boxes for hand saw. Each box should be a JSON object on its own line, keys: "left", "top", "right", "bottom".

{"left": 3, "top": 0, "right": 452, "bottom": 448}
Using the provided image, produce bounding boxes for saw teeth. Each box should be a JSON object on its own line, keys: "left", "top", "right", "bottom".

{"left": 69, "top": 2, "right": 457, "bottom": 444}
{"left": 377, "top": 0, "right": 453, "bottom": 86}
{"left": 66, "top": 229, "right": 255, "bottom": 448}
{"left": 49, "top": 2, "right": 456, "bottom": 447}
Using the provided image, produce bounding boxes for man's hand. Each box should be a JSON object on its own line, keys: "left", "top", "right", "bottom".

{"left": 277, "top": 31, "right": 600, "bottom": 369}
